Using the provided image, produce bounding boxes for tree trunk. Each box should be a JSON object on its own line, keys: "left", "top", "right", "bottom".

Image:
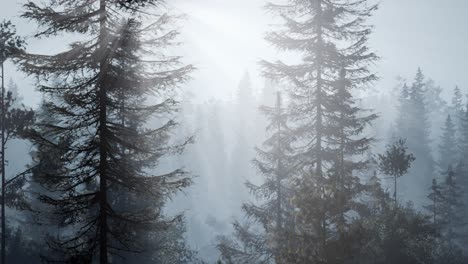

{"left": 99, "top": 0, "right": 108, "bottom": 263}
{"left": 1, "top": 60, "right": 5, "bottom": 264}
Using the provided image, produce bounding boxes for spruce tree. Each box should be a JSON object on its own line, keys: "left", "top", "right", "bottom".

{"left": 394, "top": 68, "right": 435, "bottom": 205}
{"left": 438, "top": 115, "right": 458, "bottom": 172}
{"left": 19, "top": 1, "right": 193, "bottom": 262}
{"left": 451, "top": 86, "right": 463, "bottom": 119}
{"left": 425, "top": 178, "right": 444, "bottom": 227}
{"left": 261, "top": 0, "right": 378, "bottom": 261}
{"left": 327, "top": 68, "right": 377, "bottom": 238}
{"left": 218, "top": 92, "right": 295, "bottom": 263}
{"left": 408, "top": 68, "right": 434, "bottom": 179}
{"left": 0, "top": 20, "right": 27, "bottom": 264}
{"left": 457, "top": 104, "right": 468, "bottom": 251}
{"left": 228, "top": 72, "right": 257, "bottom": 206}
{"left": 439, "top": 167, "right": 466, "bottom": 256}
{"left": 395, "top": 83, "right": 411, "bottom": 137}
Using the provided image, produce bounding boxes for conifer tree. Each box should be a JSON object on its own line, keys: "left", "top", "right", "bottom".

{"left": 327, "top": 68, "right": 377, "bottom": 238}
{"left": 261, "top": 0, "right": 378, "bottom": 261}
{"left": 19, "top": 1, "right": 193, "bottom": 262}
{"left": 438, "top": 115, "right": 458, "bottom": 172}
{"left": 451, "top": 86, "right": 463, "bottom": 119}
{"left": 456, "top": 104, "right": 468, "bottom": 251}
{"left": 439, "top": 167, "right": 466, "bottom": 255}
{"left": 395, "top": 83, "right": 411, "bottom": 137}
{"left": 218, "top": 92, "right": 295, "bottom": 263}
{"left": 229, "top": 72, "right": 257, "bottom": 204}
{"left": 0, "top": 20, "right": 27, "bottom": 264}
{"left": 425, "top": 178, "right": 444, "bottom": 227}
{"left": 394, "top": 69, "right": 435, "bottom": 205}
{"left": 408, "top": 68, "right": 434, "bottom": 178}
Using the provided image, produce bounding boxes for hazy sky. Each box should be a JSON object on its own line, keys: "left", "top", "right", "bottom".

{"left": 2, "top": 0, "right": 468, "bottom": 105}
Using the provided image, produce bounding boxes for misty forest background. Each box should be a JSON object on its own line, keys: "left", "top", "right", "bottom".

{"left": 0, "top": 0, "right": 468, "bottom": 263}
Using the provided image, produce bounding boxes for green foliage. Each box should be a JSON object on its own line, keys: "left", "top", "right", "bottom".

{"left": 378, "top": 139, "right": 415, "bottom": 178}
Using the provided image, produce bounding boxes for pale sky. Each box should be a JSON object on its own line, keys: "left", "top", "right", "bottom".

{"left": 1, "top": 0, "right": 468, "bottom": 105}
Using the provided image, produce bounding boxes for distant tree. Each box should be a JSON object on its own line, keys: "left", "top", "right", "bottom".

{"left": 378, "top": 139, "right": 415, "bottom": 207}
{"left": 20, "top": 1, "right": 193, "bottom": 262}
{"left": 395, "top": 84, "right": 411, "bottom": 137}
{"left": 409, "top": 68, "right": 434, "bottom": 179}
{"left": 235, "top": 72, "right": 255, "bottom": 113}
{"left": 425, "top": 178, "right": 444, "bottom": 227}
{"left": 394, "top": 69, "right": 434, "bottom": 204}
{"left": 438, "top": 115, "right": 458, "bottom": 172}
{"left": 439, "top": 167, "right": 466, "bottom": 255}
{"left": 218, "top": 92, "right": 295, "bottom": 263}
{"left": 451, "top": 86, "right": 463, "bottom": 118}
{"left": 6, "top": 80, "right": 23, "bottom": 108}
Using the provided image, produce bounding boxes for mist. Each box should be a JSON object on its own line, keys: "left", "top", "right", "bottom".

{"left": 0, "top": 0, "right": 468, "bottom": 263}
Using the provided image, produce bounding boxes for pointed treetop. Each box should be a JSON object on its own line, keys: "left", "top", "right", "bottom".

{"left": 452, "top": 86, "right": 463, "bottom": 112}
{"left": 236, "top": 70, "right": 255, "bottom": 106}
{"left": 446, "top": 165, "right": 456, "bottom": 185}
{"left": 413, "top": 67, "right": 425, "bottom": 89}
{"left": 402, "top": 83, "right": 409, "bottom": 94}
{"left": 446, "top": 114, "right": 452, "bottom": 123}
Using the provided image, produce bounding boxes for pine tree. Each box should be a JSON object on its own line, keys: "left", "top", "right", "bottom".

{"left": 425, "top": 178, "right": 444, "bottom": 227}
{"left": 409, "top": 68, "right": 434, "bottom": 178}
{"left": 394, "top": 68, "right": 435, "bottom": 205}
{"left": 438, "top": 115, "right": 458, "bottom": 172}
{"left": 457, "top": 104, "right": 468, "bottom": 253}
{"left": 327, "top": 68, "right": 377, "bottom": 238}
{"left": 19, "top": 1, "right": 193, "bottom": 262}
{"left": 451, "top": 86, "right": 463, "bottom": 118}
{"left": 261, "top": 0, "right": 378, "bottom": 261}
{"left": 439, "top": 167, "right": 466, "bottom": 256}
{"left": 0, "top": 20, "right": 27, "bottom": 264}
{"left": 6, "top": 79, "right": 23, "bottom": 108}
{"left": 377, "top": 139, "right": 415, "bottom": 207}
{"left": 395, "top": 83, "right": 411, "bottom": 137}
{"left": 218, "top": 92, "right": 295, "bottom": 263}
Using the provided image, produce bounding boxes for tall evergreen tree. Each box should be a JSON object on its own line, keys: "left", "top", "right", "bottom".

{"left": 20, "top": 1, "right": 193, "bottom": 262}
{"left": 0, "top": 20, "right": 27, "bottom": 264}
{"left": 395, "top": 83, "right": 411, "bottom": 137}
{"left": 438, "top": 115, "right": 458, "bottom": 172}
{"left": 425, "top": 167, "right": 468, "bottom": 263}
{"left": 261, "top": 0, "right": 378, "bottom": 261}
{"left": 218, "top": 92, "right": 294, "bottom": 263}
{"left": 451, "top": 86, "right": 463, "bottom": 119}
{"left": 439, "top": 167, "right": 466, "bottom": 256}
{"left": 327, "top": 68, "right": 377, "bottom": 238}
{"left": 425, "top": 178, "right": 444, "bottom": 226}
{"left": 456, "top": 103, "right": 468, "bottom": 253}
{"left": 394, "top": 68, "right": 434, "bottom": 205}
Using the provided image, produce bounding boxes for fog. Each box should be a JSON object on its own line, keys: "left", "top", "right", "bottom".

{"left": 1, "top": 0, "right": 468, "bottom": 263}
